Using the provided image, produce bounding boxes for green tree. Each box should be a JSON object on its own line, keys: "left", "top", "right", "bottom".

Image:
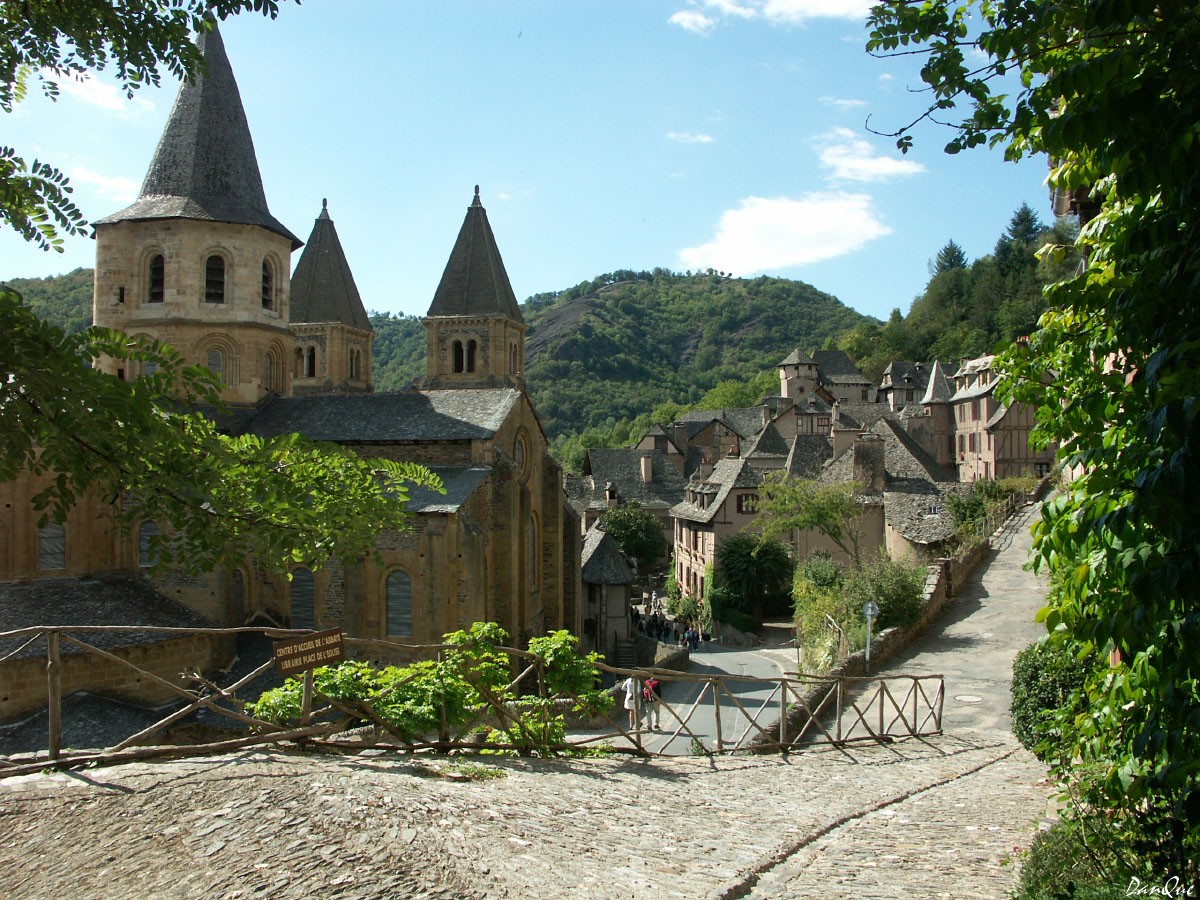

{"left": 1, "top": 289, "right": 441, "bottom": 574}
{"left": 868, "top": 0, "right": 1200, "bottom": 878}
{"left": 753, "top": 474, "right": 866, "bottom": 568}
{"left": 713, "top": 533, "right": 793, "bottom": 619}
{"left": 932, "top": 239, "right": 967, "bottom": 274}
{"left": 598, "top": 503, "right": 668, "bottom": 572}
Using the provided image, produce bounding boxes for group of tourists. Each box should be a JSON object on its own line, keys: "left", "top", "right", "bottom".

{"left": 631, "top": 602, "right": 702, "bottom": 651}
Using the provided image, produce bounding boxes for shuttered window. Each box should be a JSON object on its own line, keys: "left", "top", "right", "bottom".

{"left": 386, "top": 570, "right": 413, "bottom": 637}
{"left": 291, "top": 568, "right": 315, "bottom": 630}
{"left": 148, "top": 255, "right": 165, "bottom": 303}
{"left": 205, "top": 255, "right": 225, "bottom": 303}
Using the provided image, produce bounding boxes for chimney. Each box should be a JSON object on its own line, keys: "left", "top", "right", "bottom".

{"left": 604, "top": 482, "right": 619, "bottom": 508}
{"left": 640, "top": 454, "right": 653, "bottom": 484}
{"left": 852, "top": 432, "right": 886, "bottom": 495}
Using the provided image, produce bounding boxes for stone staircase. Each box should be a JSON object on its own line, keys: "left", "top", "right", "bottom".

{"left": 614, "top": 638, "right": 637, "bottom": 669}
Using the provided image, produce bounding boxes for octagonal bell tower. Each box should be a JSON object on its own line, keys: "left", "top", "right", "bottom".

{"left": 91, "top": 21, "right": 302, "bottom": 405}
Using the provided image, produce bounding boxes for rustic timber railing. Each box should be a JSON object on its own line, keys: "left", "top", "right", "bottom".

{"left": 0, "top": 625, "right": 943, "bottom": 777}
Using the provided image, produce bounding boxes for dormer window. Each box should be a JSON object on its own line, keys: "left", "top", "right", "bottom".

{"left": 205, "top": 255, "right": 225, "bottom": 303}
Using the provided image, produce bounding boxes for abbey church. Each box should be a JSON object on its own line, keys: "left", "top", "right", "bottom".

{"left": 0, "top": 24, "right": 580, "bottom": 663}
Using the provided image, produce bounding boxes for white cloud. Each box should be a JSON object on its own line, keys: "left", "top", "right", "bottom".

{"left": 815, "top": 127, "right": 925, "bottom": 182}
{"left": 52, "top": 73, "right": 154, "bottom": 117}
{"left": 69, "top": 166, "right": 140, "bottom": 203}
{"left": 671, "top": 0, "right": 872, "bottom": 31}
{"left": 678, "top": 192, "right": 891, "bottom": 273}
{"left": 819, "top": 96, "right": 868, "bottom": 110}
{"left": 669, "top": 10, "right": 716, "bottom": 33}
{"left": 667, "top": 131, "right": 715, "bottom": 144}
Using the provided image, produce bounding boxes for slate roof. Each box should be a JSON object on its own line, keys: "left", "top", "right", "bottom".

{"left": 921, "top": 360, "right": 955, "bottom": 404}
{"left": 784, "top": 434, "right": 835, "bottom": 478}
{"left": 240, "top": 388, "right": 520, "bottom": 443}
{"left": 289, "top": 200, "right": 372, "bottom": 330}
{"left": 780, "top": 348, "right": 815, "bottom": 365}
{"left": 813, "top": 349, "right": 870, "bottom": 385}
{"left": 581, "top": 525, "right": 634, "bottom": 585}
{"left": 569, "top": 449, "right": 688, "bottom": 515}
{"left": 677, "top": 407, "right": 769, "bottom": 442}
{"left": 93, "top": 23, "right": 301, "bottom": 249}
{"left": 426, "top": 188, "right": 523, "bottom": 322}
{"left": 671, "top": 457, "right": 761, "bottom": 525}
{"left": 744, "top": 422, "right": 791, "bottom": 459}
{"left": 405, "top": 467, "right": 491, "bottom": 514}
{"left": 0, "top": 575, "right": 217, "bottom": 661}
{"left": 815, "top": 417, "right": 961, "bottom": 545}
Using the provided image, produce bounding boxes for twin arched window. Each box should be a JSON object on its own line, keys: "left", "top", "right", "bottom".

{"left": 452, "top": 339, "right": 478, "bottom": 373}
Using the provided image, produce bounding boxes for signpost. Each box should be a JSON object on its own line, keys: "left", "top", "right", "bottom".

{"left": 863, "top": 600, "right": 879, "bottom": 673}
{"left": 273, "top": 628, "right": 345, "bottom": 679}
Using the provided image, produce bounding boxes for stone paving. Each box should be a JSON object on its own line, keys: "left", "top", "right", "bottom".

{"left": 0, "top": 504, "right": 1055, "bottom": 899}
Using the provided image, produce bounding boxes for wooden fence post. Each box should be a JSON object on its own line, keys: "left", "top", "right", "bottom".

{"left": 712, "top": 678, "right": 723, "bottom": 754}
{"left": 47, "top": 630, "right": 61, "bottom": 762}
{"left": 301, "top": 670, "right": 314, "bottom": 723}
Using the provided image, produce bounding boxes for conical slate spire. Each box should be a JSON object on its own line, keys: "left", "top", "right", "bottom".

{"left": 426, "top": 186, "right": 523, "bottom": 322}
{"left": 290, "top": 199, "right": 371, "bottom": 330}
{"left": 94, "top": 22, "right": 301, "bottom": 248}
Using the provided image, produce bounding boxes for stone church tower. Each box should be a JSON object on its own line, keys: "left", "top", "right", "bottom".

{"left": 290, "top": 200, "right": 374, "bottom": 395}
{"left": 90, "top": 22, "right": 302, "bottom": 406}
{"left": 423, "top": 187, "right": 526, "bottom": 389}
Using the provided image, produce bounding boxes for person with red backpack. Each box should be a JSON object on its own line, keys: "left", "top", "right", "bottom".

{"left": 642, "top": 676, "right": 662, "bottom": 730}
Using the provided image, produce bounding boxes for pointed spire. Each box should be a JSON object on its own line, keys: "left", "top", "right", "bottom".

{"left": 290, "top": 200, "right": 371, "bottom": 330}
{"left": 921, "top": 360, "right": 954, "bottom": 404}
{"left": 94, "top": 21, "right": 301, "bottom": 248}
{"left": 426, "top": 187, "right": 523, "bottom": 322}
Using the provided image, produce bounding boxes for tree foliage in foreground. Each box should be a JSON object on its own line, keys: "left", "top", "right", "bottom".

{"left": 869, "top": 0, "right": 1200, "bottom": 878}
{"left": 1, "top": 288, "right": 441, "bottom": 574}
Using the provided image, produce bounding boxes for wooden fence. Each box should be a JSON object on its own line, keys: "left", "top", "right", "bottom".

{"left": 0, "top": 625, "right": 943, "bottom": 777}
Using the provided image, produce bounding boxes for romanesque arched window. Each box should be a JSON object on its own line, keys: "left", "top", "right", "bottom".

{"left": 38, "top": 523, "right": 66, "bottom": 571}
{"left": 466, "top": 339, "right": 477, "bottom": 373}
{"left": 386, "top": 570, "right": 413, "bottom": 637}
{"left": 205, "top": 348, "right": 224, "bottom": 378}
{"left": 261, "top": 259, "right": 274, "bottom": 310}
{"left": 349, "top": 348, "right": 358, "bottom": 381}
{"left": 148, "top": 254, "right": 165, "bottom": 303}
{"left": 305, "top": 346, "right": 317, "bottom": 378}
{"left": 528, "top": 513, "right": 540, "bottom": 591}
{"left": 453, "top": 340, "right": 465, "bottom": 373}
{"left": 291, "top": 568, "right": 315, "bottom": 630}
{"left": 205, "top": 255, "right": 225, "bottom": 303}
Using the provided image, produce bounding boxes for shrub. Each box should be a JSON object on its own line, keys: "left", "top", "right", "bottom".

{"left": 1010, "top": 636, "right": 1091, "bottom": 760}
{"left": 1013, "top": 817, "right": 1130, "bottom": 900}
{"left": 800, "top": 551, "right": 843, "bottom": 590}
{"left": 845, "top": 556, "right": 924, "bottom": 630}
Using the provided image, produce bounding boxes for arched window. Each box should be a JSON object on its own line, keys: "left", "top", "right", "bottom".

{"left": 263, "top": 349, "right": 280, "bottom": 393}
{"left": 38, "top": 523, "right": 66, "bottom": 570}
{"left": 386, "top": 570, "right": 413, "bottom": 637}
{"left": 291, "top": 568, "right": 315, "bottom": 630}
{"left": 139, "top": 521, "right": 159, "bottom": 568}
{"left": 261, "top": 259, "right": 274, "bottom": 310}
{"left": 148, "top": 254, "right": 165, "bottom": 303}
{"left": 528, "top": 514, "right": 539, "bottom": 591}
{"left": 294, "top": 347, "right": 304, "bottom": 378}
{"left": 453, "top": 340, "right": 464, "bottom": 373}
{"left": 305, "top": 346, "right": 317, "bottom": 378}
{"left": 466, "top": 339, "right": 477, "bottom": 373}
{"left": 205, "top": 348, "right": 224, "bottom": 379}
{"left": 349, "top": 349, "right": 358, "bottom": 380}
{"left": 205, "top": 255, "right": 225, "bottom": 303}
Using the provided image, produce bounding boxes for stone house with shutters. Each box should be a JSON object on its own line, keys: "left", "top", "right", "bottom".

{"left": 0, "top": 23, "right": 580, "bottom": 721}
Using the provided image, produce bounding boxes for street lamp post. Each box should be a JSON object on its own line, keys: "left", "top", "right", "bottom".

{"left": 863, "top": 600, "right": 880, "bottom": 673}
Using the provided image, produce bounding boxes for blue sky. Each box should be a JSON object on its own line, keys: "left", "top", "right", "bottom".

{"left": 1, "top": 0, "right": 1049, "bottom": 323}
